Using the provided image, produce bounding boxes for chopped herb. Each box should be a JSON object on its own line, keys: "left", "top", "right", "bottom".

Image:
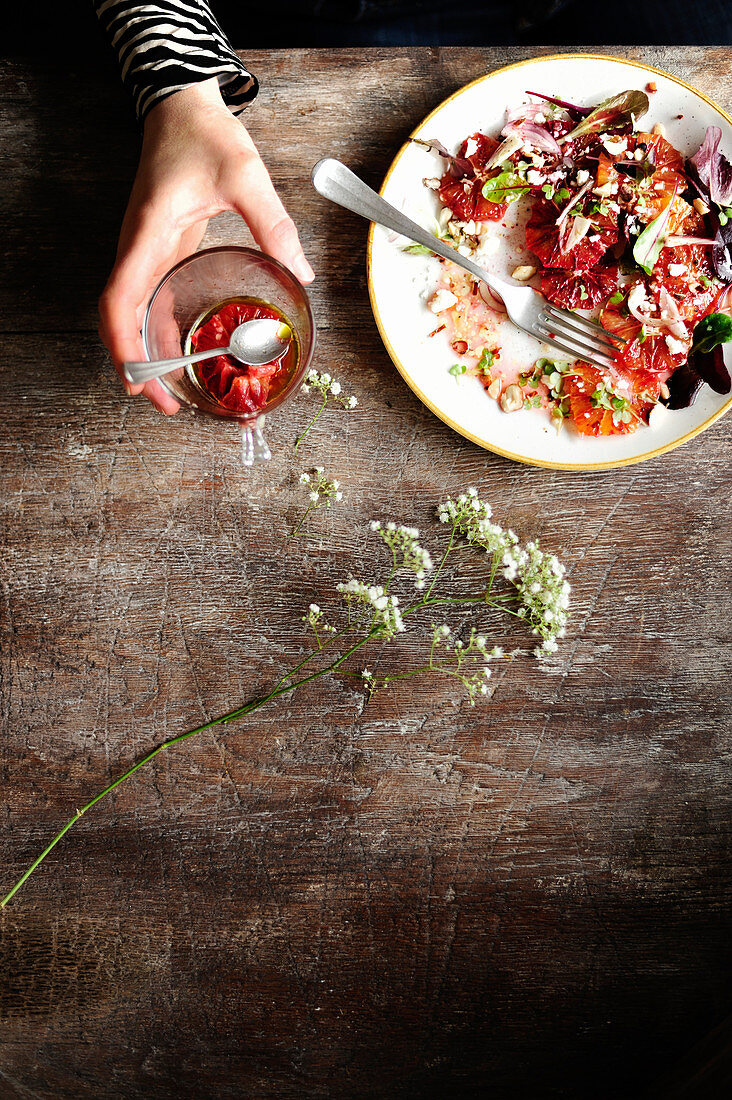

{"left": 590, "top": 383, "right": 633, "bottom": 417}
{"left": 586, "top": 199, "right": 610, "bottom": 217}
{"left": 475, "top": 347, "right": 496, "bottom": 375}
{"left": 699, "top": 275, "right": 713, "bottom": 288}
{"left": 608, "top": 290, "right": 624, "bottom": 305}
{"left": 719, "top": 211, "right": 729, "bottom": 227}
{"left": 638, "top": 325, "right": 648, "bottom": 343}
{"left": 579, "top": 286, "right": 589, "bottom": 301}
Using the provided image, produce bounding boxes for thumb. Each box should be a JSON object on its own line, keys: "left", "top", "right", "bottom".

{"left": 231, "top": 155, "right": 314, "bottom": 284}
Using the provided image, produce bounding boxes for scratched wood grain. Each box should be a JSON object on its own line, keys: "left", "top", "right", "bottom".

{"left": 0, "top": 47, "right": 731, "bottom": 1099}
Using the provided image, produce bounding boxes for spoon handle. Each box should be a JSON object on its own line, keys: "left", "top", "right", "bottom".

{"left": 123, "top": 344, "right": 231, "bottom": 386}
{"left": 311, "top": 157, "right": 504, "bottom": 293}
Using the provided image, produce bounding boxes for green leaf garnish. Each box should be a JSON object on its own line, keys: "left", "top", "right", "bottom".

{"left": 691, "top": 312, "right": 732, "bottom": 354}
{"left": 481, "top": 169, "right": 530, "bottom": 205}
{"left": 608, "top": 290, "right": 624, "bottom": 305}
{"left": 402, "top": 243, "right": 434, "bottom": 256}
{"left": 565, "top": 89, "right": 649, "bottom": 140}
{"left": 448, "top": 363, "right": 467, "bottom": 379}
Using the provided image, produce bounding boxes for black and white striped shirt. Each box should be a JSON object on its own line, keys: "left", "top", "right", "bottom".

{"left": 93, "top": 0, "right": 258, "bottom": 122}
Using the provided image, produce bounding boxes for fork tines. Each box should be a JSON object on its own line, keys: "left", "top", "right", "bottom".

{"left": 536, "top": 305, "right": 626, "bottom": 372}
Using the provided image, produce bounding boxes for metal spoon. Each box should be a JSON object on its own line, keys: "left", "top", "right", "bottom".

{"left": 123, "top": 318, "right": 292, "bottom": 387}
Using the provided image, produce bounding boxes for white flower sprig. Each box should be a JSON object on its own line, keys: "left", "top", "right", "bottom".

{"left": 290, "top": 468, "right": 343, "bottom": 537}
{"left": 302, "top": 603, "right": 337, "bottom": 649}
{"left": 336, "top": 579, "right": 405, "bottom": 638}
{"left": 436, "top": 489, "right": 570, "bottom": 657}
{"left": 1, "top": 488, "right": 571, "bottom": 909}
{"left": 369, "top": 521, "right": 434, "bottom": 590}
{"left": 362, "top": 623, "right": 504, "bottom": 705}
{"left": 296, "top": 369, "right": 358, "bottom": 450}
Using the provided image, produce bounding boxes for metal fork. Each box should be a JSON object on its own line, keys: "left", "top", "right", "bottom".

{"left": 311, "top": 158, "right": 624, "bottom": 371}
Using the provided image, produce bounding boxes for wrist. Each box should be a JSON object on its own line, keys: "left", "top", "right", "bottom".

{"left": 144, "top": 77, "right": 228, "bottom": 131}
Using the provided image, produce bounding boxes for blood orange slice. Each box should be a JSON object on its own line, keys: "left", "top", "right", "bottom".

{"left": 540, "top": 263, "right": 618, "bottom": 309}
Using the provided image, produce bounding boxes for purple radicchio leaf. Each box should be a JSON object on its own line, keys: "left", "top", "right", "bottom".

{"left": 664, "top": 361, "right": 704, "bottom": 409}
{"left": 502, "top": 119, "right": 562, "bottom": 157}
{"left": 713, "top": 218, "right": 732, "bottom": 283}
{"left": 688, "top": 345, "right": 731, "bottom": 395}
{"left": 524, "top": 90, "right": 592, "bottom": 117}
{"left": 565, "top": 89, "right": 650, "bottom": 140}
{"left": 690, "top": 126, "right": 732, "bottom": 206}
{"left": 411, "top": 138, "right": 473, "bottom": 178}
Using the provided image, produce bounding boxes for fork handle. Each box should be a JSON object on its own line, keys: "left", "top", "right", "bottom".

{"left": 312, "top": 157, "right": 509, "bottom": 298}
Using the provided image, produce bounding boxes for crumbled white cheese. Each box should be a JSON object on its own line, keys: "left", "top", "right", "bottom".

{"left": 593, "top": 182, "right": 618, "bottom": 198}
{"left": 664, "top": 334, "right": 687, "bottom": 355}
{"left": 428, "top": 288, "right": 458, "bottom": 314}
{"left": 475, "top": 234, "right": 500, "bottom": 260}
{"left": 668, "top": 263, "right": 687, "bottom": 277}
{"left": 576, "top": 169, "right": 590, "bottom": 185}
{"left": 589, "top": 234, "right": 601, "bottom": 243}
{"left": 648, "top": 404, "right": 669, "bottom": 431}
{"left": 422, "top": 177, "right": 441, "bottom": 190}
{"left": 602, "top": 135, "right": 628, "bottom": 155}
{"left": 464, "top": 137, "right": 478, "bottom": 158}
{"left": 527, "top": 170, "right": 544, "bottom": 185}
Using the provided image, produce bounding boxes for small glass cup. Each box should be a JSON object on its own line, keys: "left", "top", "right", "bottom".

{"left": 142, "top": 246, "right": 316, "bottom": 465}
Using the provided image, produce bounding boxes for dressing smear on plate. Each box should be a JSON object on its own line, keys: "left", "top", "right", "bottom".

{"left": 408, "top": 88, "right": 732, "bottom": 437}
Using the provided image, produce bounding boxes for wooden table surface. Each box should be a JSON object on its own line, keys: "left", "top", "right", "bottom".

{"left": 1, "top": 46, "right": 731, "bottom": 1099}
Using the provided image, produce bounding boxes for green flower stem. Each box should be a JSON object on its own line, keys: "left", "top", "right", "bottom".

{"left": 289, "top": 505, "right": 315, "bottom": 538}
{"left": 424, "top": 522, "right": 457, "bottom": 599}
{"left": 294, "top": 396, "right": 328, "bottom": 451}
{"left": 0, "top": 629, "right": 378, "bottom": 910}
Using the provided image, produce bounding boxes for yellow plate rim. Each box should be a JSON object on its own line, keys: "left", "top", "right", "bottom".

{"left": 366, "top": 52, "right": 732, "bottom": 472}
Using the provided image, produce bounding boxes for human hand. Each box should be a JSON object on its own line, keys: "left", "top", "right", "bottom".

{"left": 98, "top": 77, "right": 314, "bottom": 413}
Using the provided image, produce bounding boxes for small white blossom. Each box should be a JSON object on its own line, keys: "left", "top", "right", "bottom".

{"left": 296, "top": 370, "right": 359, "bottom": 448}
{"left": 372, "top": 520, "right": 434, "bottom": 589}
{"left": 291, "top": 468, "right": 345, "bottom": 536}
{"left": 337, "top": 578, "right": 405, "bottom": 638}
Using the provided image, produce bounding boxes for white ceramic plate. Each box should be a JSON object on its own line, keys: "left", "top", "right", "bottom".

{"left": 366, "top": 53, "right": 732, "bottom": 470}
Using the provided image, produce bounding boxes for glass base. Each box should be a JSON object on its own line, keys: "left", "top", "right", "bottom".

{"left": 241, "top": 415, "right": 271, "bottom": 466}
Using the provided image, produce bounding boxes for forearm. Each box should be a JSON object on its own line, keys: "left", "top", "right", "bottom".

{"left": 92, "top": 0, "right": 257, "bottom": 122}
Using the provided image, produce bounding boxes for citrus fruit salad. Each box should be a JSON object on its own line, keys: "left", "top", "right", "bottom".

{"left": 413, "top": 89, "right": 732, "bottom": 436}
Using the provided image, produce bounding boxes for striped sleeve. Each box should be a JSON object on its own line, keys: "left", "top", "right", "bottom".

{"left": 92, "top": 0, "right": 258, "bottom": 123}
